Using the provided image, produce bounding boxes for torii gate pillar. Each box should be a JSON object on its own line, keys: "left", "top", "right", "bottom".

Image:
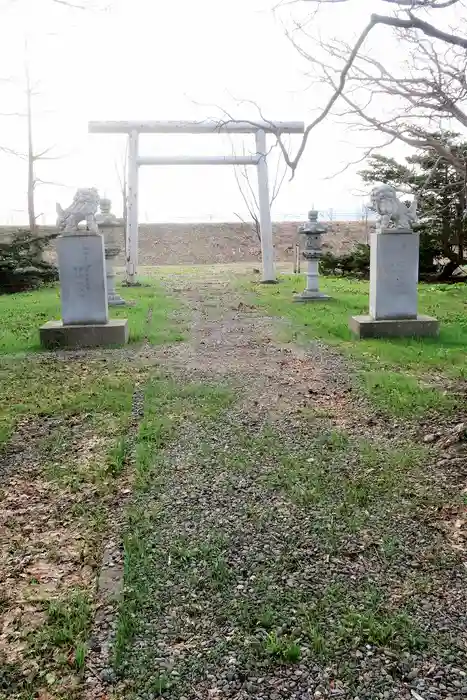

{"left": 127, "top": 130, "right": 139, "bottom": 284}
{"left": 88, "top": 120, "right": 305, "bottom": 284}
{"left": 255, "top": 129, "right": 274, "bottom": 284}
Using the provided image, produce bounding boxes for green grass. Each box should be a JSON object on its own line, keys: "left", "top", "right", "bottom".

{"left": 36, "top": 590, "right": 92, "bottom": 669}
{"left": 298, "top": 587, "right": 427, "bottom": 661}
{"left": 260, "top": 632, "right": 302, "bottom": 663}
{"left": 0, "top": 280, "right": 186, "bottom": 700}
{"left": 0, "top": 277, "right": 184, "bottom": 354}
{"left": 106, "top": 434, "right": 130, "bottom": 477}
{"left": 0, "top": 355, "right": 143, "bottom": 699}
{"left": 0, "top": 278, "right": 185, "bottom": 445}
{"left": 246, "top": 276, "right": 467, "bottom": 416}
{"left": 113, "top": 399, "right": 460, "bottom": 696}
{"left": 0, "top": 356, "right": 136, "bottom": 446}
{"left": 114, "top": 378, "right": 234, "bottom": 670}
{"left": 0, "top": 590, "right": 93, "bottom": 698}
{"left": 2, "top": 270, "right": 465, "bottom": 698}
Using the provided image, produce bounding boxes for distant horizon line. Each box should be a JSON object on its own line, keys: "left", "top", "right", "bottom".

{"left": 0, "top": 216, "right": 375, "bottom": 229}
{"left": 0, "top": 211, "right": 376, "bottom": 227}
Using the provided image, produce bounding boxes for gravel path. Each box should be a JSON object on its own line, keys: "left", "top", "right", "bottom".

{"left": 150, "top": 275, "right": 354, "bottom": 423}
{"left": 110, "top": 272, "right": 467, "bottom": 700}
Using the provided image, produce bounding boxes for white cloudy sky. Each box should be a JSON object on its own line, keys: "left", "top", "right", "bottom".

{"left": 0, "top": 0, "right": 453, "bottom": 223}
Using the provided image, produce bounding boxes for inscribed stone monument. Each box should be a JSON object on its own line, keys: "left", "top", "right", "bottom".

{"left": 350, "top": 185, "right": 439, "bottom": 339}
{"left": 369, "top": 232, "right": 419, "bottom": 320}
{"left": 57, "top": 233, "right": 108, "bottom": 324}
{"left": 40, "top": 188, "right": 129, "bottom": 349}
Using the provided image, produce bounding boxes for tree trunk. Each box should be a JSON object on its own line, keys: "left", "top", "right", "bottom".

{"left": 440, "top": 166, "right": 453, "bottom": 261}
{"left": 25, "top": 52, "right": 42, "bottom": 263}
{"left": 254, "top": 215, "right": 261, "bottom": 243}
{"left": 441, "top": 215, "right": 452, "bottom": 257}
{"left": 457, "top": 186, "right": 465, "bottom": 264}
{"left": 437, "top": 259, "right": 459, "bottom": 281}
{"left": 123, "top": 165, "right": 128, "bottom": 260}
{"left": 26, "top": 68, "right": 35, "bottom": 235}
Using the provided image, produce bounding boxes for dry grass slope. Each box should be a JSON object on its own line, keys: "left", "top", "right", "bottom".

{"left": 0, "top": 221, "right": 368, "bottom": 267}
{"left": 119, "top": 221, "right": 368, "bottom": 266}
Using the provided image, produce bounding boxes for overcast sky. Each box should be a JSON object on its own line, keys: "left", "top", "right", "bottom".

{"left": 0, "top": 0, "right": 446, "bottom": 223}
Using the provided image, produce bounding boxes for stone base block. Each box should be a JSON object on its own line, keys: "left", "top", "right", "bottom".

{"left": 40, "top": 319, "right": 129, "bottom": 349}
{"left": 293, "top": 292, "right": 331, "bottom": 303}
{"left": 349, "top": 314, "right": 439, "bottom": 339}
{"left": 108, "top": 294, "right": 127, "bottom": 307}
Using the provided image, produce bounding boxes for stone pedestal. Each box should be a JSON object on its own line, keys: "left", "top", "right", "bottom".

{"left": 96, "top": 200, "right": 126, "bottom": 307}
{"left": 349, "top": 315, "right": 439, "bottom": 338}
{"left": 293, "top": 210, "right": 331, "bottom": 303}
{"left": 350, "top": 230, "right": 439, "bottom": 338}
{"left": 40, "top": 319, "right": 129, "bottom": 349}
{"left": 105, "top": 243, "right": 126, "bottom": 306}
{"left": 40, "top": 232, "right": 128, "bottom": 349}
{"left": 294, "top": 259, "right": 331, "bottom": 302}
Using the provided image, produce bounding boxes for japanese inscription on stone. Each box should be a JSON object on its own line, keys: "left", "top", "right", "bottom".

{"left": 57, "top": 233, "right": 108, "bottom": 325}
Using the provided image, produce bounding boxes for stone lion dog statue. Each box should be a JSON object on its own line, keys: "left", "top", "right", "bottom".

{"left": 370, "top": 184, "right": 418, "bottom": 231}
{"left": 56, "top": 187, "right": 100, "bottom": 234}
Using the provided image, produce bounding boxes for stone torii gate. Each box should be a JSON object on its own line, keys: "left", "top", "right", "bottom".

{"left": 88, "top": 120, "right": 305, "bottom": 284}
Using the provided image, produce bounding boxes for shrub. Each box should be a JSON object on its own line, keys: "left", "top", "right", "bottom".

{"left": 0, "top": 229, "right": 58, "bottom": 294}
{"left": 320, "top": 243, "right": 370, "bottom": 279}
{"left": 320, "top": 232, "right": 443, "bottom": 281}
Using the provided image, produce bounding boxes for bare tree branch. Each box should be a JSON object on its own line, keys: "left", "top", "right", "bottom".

{"left": 301, "top": 0, "right": 461, "bottom": 7}
{"left": 0, "top": 39, "right": 63, "bottom": 235}
{"left": 34, "top": 178, "right": 67, "bottom": 187}
{"left": 52, "top": 0, "right": 87, "bottom": 7}
{"left": 229, "top": 139, "right": 288, "bottom": 241}
{"left": 262, "top": 0, "right": 467, "bottom": 177}
{"left": 371, "top": 12, "right": 467, "bottom": 49}
{"left": 0, "top": 145, "right": 27, "bottom": 159}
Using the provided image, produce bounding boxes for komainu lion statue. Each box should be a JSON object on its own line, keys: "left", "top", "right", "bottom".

{"left": 56, "top": 187, "right": 100, "bottom": 234}
{"left": 370, "top": 184, "right": 418, "bottom": 231}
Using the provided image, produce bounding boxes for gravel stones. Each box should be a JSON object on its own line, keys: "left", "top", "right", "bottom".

{"left": 101, "top": 274, "right": 467, "bottom": 700}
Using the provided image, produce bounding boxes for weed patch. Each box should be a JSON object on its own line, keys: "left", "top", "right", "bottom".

{"left": 244, "top": 276, "right": 467, "bottom": 416}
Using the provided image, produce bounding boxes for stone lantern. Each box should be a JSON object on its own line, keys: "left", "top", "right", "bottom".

{"left": 294, "top": 210, "right": 330, "bottom": 302}
{"left": 96, "top": 198, "right": 126, "bottom": 306}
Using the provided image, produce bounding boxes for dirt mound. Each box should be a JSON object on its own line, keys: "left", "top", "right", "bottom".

{"left": 0, "top": 221, "right": 369, "bottom": 267}
{"left": 116, "top": 221, "right": 369, "bottom": 266}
